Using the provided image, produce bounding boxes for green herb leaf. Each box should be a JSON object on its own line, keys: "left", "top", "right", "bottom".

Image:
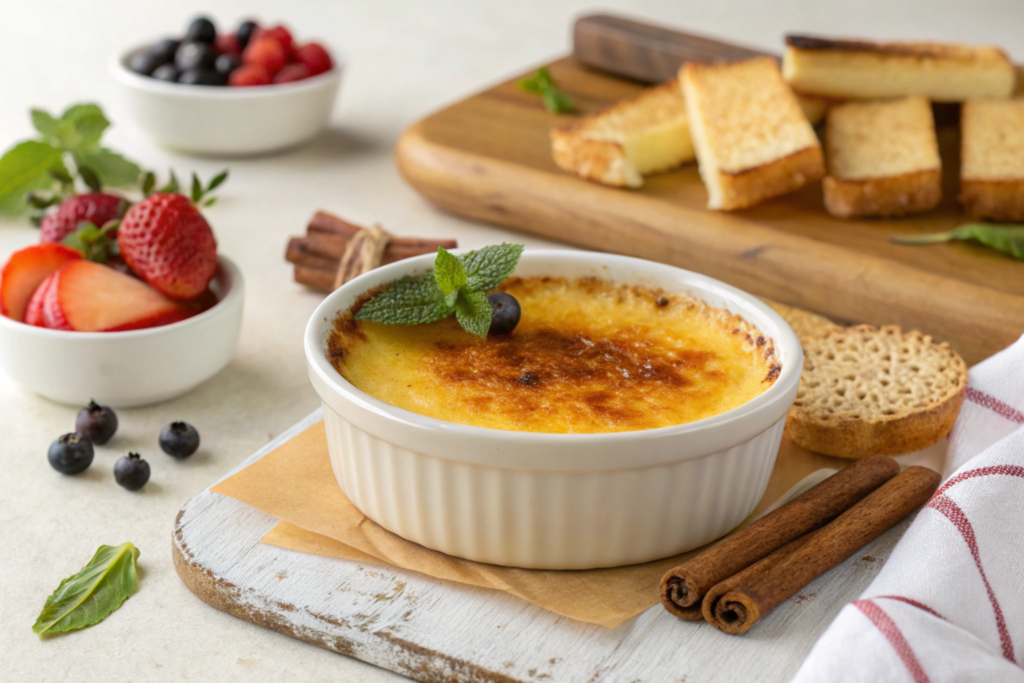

{"left": 141, "top": 171, "right": 155, "bottom": 196}
{"left": 433, "top": 246, "right": 467, "bottom": 307}
{"left": 32, "top": 542, "right": 140, "bottom": 637}
{"left": 355, "top": 243, "right": 524, "bottom": 337}
{"left": 57, "top": 103, "right": 109, "bottom": 151}
{"left": 0, "top": 140, "right": 62, "bottom": 205}
{"left": 78, "top": 165, "right": 102, "bottom": 193}
{"left": 76, "top": 148, "right": 142, "bottom": 188}
{"left": 355, "top": 274, "right": 454, "bottom": 325}
{"left": 30, "top": 109, "right": 60, "bottom": 138}
{"left": 0, "top": 173, "right": 58, "bottom": 217}
{"left": 461, "top": 243, "right": 525, "bottom": 291}
{"left": 893, "top": 223, "right": 1024, "bottom": 260}
{"left": 62, "top": 220, "right": 118, "bottom": 263}
{"left": 516, "top": 67, "right": 574, "bottom": 113}
{"left": 454, "top": 288, "right": 492, "bottom": 338}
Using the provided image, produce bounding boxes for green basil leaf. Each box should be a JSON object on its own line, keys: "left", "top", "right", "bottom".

{"left": 433, "top": 246, "right": 467, "bottom": 299}
{"left": 32, "top": 542, "right": 140, "bottom": 637}
{"left": 77, "top": 148, "right": 142, "bottom": 188}
{"left": 461, "top": 243, "right": 524, "bottom": 292}
{"left": 31, "top": 109, "right": 60, "bottom": 138}
{"left": 893, "top": 223, "right": 1024, "bottom": 260}
{"left": 355, "top": 273, "right": 453, "bottom": 325}
{"left": 0, "top": 140, "right": 62, "bottom": 205}
{"left": 454, "top": 288, "right": 492, "bottom": 338}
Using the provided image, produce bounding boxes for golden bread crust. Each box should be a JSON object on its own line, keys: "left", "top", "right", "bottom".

{"left": 785, "top": 325, "right": 968, "bottom": 459}
{"left": 714, "top": 145, "right": 825, "bottom": 211}
{"left": 823, "top": 170, "right": 941, "bottom": 218}
{"left": 960, "top": 180, "right": 1024, "bottom": 221}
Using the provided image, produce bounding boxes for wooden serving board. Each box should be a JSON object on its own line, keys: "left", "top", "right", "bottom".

{"left": 173, "top": 409, "right": 931, "bottom": 683}
{"left": 396, "top": 51, "right": 1024, "bottom": 365}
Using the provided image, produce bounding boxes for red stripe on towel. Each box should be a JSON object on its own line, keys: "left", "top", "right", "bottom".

{"left": 965, "top": 387, "right": 1024, "bottom": 423}
{"left": 854, "top": 599, "right": 930, "bottom": 683}
{"left": 926, "top": 494, "right": 1016, "bottom": 663}
{"left": 877, "top": 596, "right": 945, "bottom": 621}
{"left": 934, "top": 465, "right": 1024, "bottom": 499}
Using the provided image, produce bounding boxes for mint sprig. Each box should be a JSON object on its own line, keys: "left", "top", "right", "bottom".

{"left": 355, "top": 243, "right": 524, "bottom": 338}
{"left": 0, "top": 103, "right": 142, "bottom": 220}
{"left": 517, "top": 67, "right": 574, "bottom": 114}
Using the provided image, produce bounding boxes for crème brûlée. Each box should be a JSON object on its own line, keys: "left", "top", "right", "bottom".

{"left": 327, "top": 276, "right": 781, "bottom": 434}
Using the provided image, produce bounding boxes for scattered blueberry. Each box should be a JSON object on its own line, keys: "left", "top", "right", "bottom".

{"left": 150, "top": 38, "right": 181, "bottom": 63}
{"left": 160, "top": 422, "right": 200, "bottom": 459}
{"left": 214, "top": 53, "right": 242, "bottom": 77}
{"left": 184, "top": 16, "right": 217, "bottom": 44}
{"left": 48, "top": 433, "right": 94, "bottom": 475}
{"left": 75, "top": 399, "right": 118, "bottom": 445}
{"left": 486, "top": 292, "right": 521, "bottom": 335}
{"left": 175, "top": 42, "right": 216, "bottom": 71}
{"left": 178, "top": 68, "right": 225, "bottom": 86}
{"left": 114, "top": 453, "right": 151, "bottom": 491}
{"left": 151, "top": 64, "right": 179, "bottom": 82}
{"left": 237, "top": 20, "right": 259, "bottom": 49}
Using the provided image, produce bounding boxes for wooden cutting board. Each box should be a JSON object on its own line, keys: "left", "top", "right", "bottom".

{"left": 174, "top": 409, "right": 940, "bottom": 683}
{"left": 396, "top": 20, "right": 1024, "bottom": 366}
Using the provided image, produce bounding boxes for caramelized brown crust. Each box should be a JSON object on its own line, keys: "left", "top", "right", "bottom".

{"left": 716, "top": 145, "right": 825, "bottom": 211}
{"left": 960, "top": 180, "right": 1024, "bottom": 221}
{"left": 785, "top": 35, "right": 1007, "bottom": 61}
{"left": 823, "top": 170, "right": 942, "bottom": 218}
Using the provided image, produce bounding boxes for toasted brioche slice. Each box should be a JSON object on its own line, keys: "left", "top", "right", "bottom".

{"left": 765, "top": 300, "right": 840, "bottom": 339}
{"left": 681, "top": 57, "right": 824, "bottom": 211}
{"left": 550, "top": 80, "right": 693, "bottom": 188}
{"left": 786, "top": 325, "right": 967, "bottom": 459}
{"left": 823, "top": 97, "right": 941, "bottom": 218}
{"left": 782, "top": 35, "right": 1015, "bottom": 102}
{"left": 960, "top": 99, "right": 1024, "bottom": 220}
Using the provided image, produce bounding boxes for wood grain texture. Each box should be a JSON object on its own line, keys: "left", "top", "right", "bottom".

{"left": 173, "top": 409, "right": 927, "bottom": 683}
{"left": 395, "top": 57, "right": 1024, "bottom": 365}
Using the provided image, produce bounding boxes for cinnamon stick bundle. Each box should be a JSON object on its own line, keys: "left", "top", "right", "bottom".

{"left": 286, "top": 211, "right": 457, "bottom": 292}
{"left": 706, "top": 466, "right": 941, "bottom": 634}
{"left": 659, "top": 456, "right": 900, "bottom": 619}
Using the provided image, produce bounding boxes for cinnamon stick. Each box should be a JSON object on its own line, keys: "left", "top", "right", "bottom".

{"left": 708, "top": 466, "right": 941, "bottom": 635}
{"left": 659, "top": 456, "right": 900, "bottom": 619}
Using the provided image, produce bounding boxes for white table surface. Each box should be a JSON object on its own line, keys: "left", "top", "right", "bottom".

{"left": 1, "top": 1, "right": 1019, "bottom": 681}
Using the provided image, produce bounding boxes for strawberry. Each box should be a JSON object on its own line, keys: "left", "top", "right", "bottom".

{"left": 229, "top": 64, "right": 273, "bottom": 87}
{"left": 273, "top": 63, "right": 311, "bottom": 84}
{"left": 117, "top": 193, "right": 218, "bottom": 301}
{"left": 44, "top": 261, "right": 193, "bottom": 332}
{"left": 39, "top": 193, "right": 125, "bottom": 244}
{"left": 24, "top": 272, "right": 56, "bottom": 326}
{"left": 243, "top": 36, "right": 286, "bottom": 75}
{"left": 0, "top": 243, "right": 82, "bottom": 321}
{"left": 295, "top": 43, "right": 333, "bottom": 76}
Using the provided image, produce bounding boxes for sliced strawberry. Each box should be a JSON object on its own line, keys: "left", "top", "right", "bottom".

{"left": 0, "top": 243, "right": 82, "bottom": 321}
{"left": 49, "top": 261, "right": 194, "bottom": 332}
{"left": 117, "top": 193, "right": 218, "bottom": 301}
{"left": 24, "top": 272, "right": 56, "bottom": 326}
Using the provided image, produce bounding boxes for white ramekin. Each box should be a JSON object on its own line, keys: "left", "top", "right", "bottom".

{"left": 0, "top": 256, "right": 243, "bottom": 407}
{"left": 305, "top": 251, "right": 802, "bottom": 569}
{"left": 111, "top": 45, "right": 342, "bottom": 156}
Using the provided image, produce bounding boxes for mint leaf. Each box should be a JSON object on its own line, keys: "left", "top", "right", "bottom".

{"left": 355, "top": 274, "right": 453, "bottom": 325}
{"left": 454, "top": 288, "right": 492, "bottom": 338}
{"left": 31, "top": 109, "right": 60, "bottom": 138}
{"left": 76, "top": 148, "right": 141, "bottom": 188}
{"left": 517, "top": 67, "right": 574, "bottom": 114}
{"left": 33, "top": 542, "right": 140, "bottom": 637}
{"left": 542, "top": 88, "right": 574, "bottom": 114}
{"left": 433, "top": 246, "right": 466, "bottom": 307}
{"left": 0, "top": 173, "right": 57, "bottom": 217}
{"left": 461, "top": 243, "right": 524, "bottom": 291}
{"left": 58, "top": 104, "right": 109, "bottom": 151}
{"left": 0, "top": 140, "right": 62, "bottom": 205}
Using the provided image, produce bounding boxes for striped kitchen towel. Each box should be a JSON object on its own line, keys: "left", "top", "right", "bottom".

{"left": 793, "top": 335, "right": 1024, "bottom": 683}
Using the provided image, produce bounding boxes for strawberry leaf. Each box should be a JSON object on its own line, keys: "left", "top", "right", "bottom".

{"left": 191, "top": 173, "right": 203, "bottom": 203}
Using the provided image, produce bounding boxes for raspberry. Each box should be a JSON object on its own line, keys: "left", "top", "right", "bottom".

{"left": 229, "top": 64, "right": 272, "bottom": 86}
{"left": 214, "top": 32, "right": 241, "bottom": 56}
{"left": 273, "top": 63, "right": 311, "bottom": 84}
{"left": 295, "top": 42, "right": 333, "bottom": 76}
{"left": 254, "top": 25, "right": 294, "bottom": 57}
{"left": 242, "top": 36, "right": 286, "bottom": 74}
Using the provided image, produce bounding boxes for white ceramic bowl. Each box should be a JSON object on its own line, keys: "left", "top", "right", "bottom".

{"left": 0, "top": 256, "right": 243, "bottom": 407}
{"left": 305, "top": 251, "right": 802, "bottom": 569}
{"left": 111, "top": 44, "right": 342, "bottom": 155}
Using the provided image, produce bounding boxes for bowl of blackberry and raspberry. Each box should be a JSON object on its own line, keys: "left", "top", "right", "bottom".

{"left": 113, "top": 17, "right": 341, "bottom": 155}
{"left": 0, "top": 180, "right": 244, "bottom": 406}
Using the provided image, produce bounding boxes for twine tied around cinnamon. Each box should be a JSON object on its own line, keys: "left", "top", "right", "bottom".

{"left": 332, "top": 223, "right": 393, "bottom": 289}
